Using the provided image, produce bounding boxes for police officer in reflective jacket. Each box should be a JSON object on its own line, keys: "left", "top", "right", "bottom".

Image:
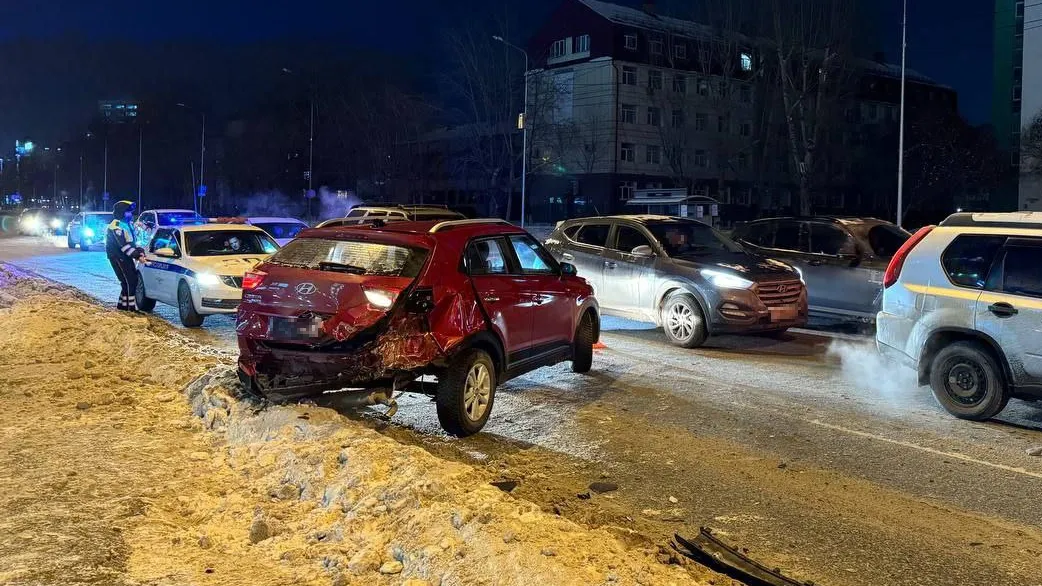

{"left": 106, "top": 200, "right": 146, "bottom": 311}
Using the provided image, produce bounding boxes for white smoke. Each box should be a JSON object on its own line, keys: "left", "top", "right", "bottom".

{"left": 827, "top": 340, "right": 920, "bottom": 402}
{"left": 239, "top": 190, "right": 305, "bottom": 218}
{"left": 317, "top": 186, "right": 360, "bottom": 220}
{"left": 234, "top": 187, "right": 361, "bottom": 224}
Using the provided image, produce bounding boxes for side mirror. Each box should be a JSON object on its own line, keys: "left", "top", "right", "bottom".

{"left": 631, "top": 245, "right": 655, "bottom": 257}
{"left": 154, "top": 247, "right": 178, "bottom": 258}
{"left": 560, "top": 262, "right": 578, "bottom": 277}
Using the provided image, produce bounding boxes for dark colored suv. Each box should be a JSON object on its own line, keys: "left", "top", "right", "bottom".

{"left": 236, "top": 218, "right": 599, "bottom": 436}
{"left": 545, "top": 215, "right": 807, "bottom": 347}
{"left": 732, "top": 217, "right": 909, "bottom": 323}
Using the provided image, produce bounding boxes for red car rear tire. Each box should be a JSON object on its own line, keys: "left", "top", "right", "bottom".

{"left": 437, "top": 348, "right": 496, "bottom": 437}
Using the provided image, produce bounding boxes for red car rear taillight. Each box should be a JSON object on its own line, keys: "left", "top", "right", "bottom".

{"left": 242, "top": 270, "right": 267, "bottom": 291}
{"left": 883, "top": 226, "right": 934, "bottom": 289}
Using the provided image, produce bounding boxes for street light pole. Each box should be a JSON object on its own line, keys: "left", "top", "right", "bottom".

{"left": 493, "top": 35, "right": 530, "bottom": 227}
{"left": 897, "top": 0, "right": 907, "bottom": 228}
{"left": 79, "top": 155, "right": 84, "bottom": 210}
{"left": 138, "top": 125, "right": 143, "bottom": 211}
{"left": 177, "top": 103, "right": 205, "bottom": 214}
{"left": 283, "top": 68, "right": 316, "bottom": 220}
{"left": 103, "top": 136, "right": 109, "bottom": 205}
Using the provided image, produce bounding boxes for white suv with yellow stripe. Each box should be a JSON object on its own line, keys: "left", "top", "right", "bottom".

{"left": 877, "top": 212, "right": 1042, "bottom": 421}
{"left": 135, "top": 223, "right": 278, "bottom": 327}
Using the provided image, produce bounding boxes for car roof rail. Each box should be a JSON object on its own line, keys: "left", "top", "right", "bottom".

{"left": 940, "top": 211, "right": 1042, "bottom": 229}
{"left": 429, "top": 218, "right": 513, "bottom": 233}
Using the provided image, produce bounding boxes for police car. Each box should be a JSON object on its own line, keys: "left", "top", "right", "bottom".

{"left": 135, "top": 223, "right": 278, "bottom": 327}
{"left": 243, "top": 216, "right": 309, "bottom": 246}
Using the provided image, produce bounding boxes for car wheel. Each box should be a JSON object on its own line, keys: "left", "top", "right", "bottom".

{"left": 79, "top": 238, "right": 92, "bottom": 251}
{"left": 135, "top": 274, "right": 157, "bottom": 312}
{"left": 572, "top": 312, "right": 595, "bottom": 374}
{"left": 929, "top": 341, "right": 1009, "bottom": 421}
{"left": 661, "top": 293, "right": 708, "bottom": 348}
{"left": 436, "top": 348, "right": 496, "bottom": 437}
{"left": 177, "top": 281, "right": 205, "bottom": 327}
{"left": 67, "top": 235, "right": 76, "bottom": 249}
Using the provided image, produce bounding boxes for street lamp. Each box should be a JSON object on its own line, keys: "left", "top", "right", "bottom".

{"left": 282, "top": 68, "right": 316, "bottom": 220}
{"left": 177, "top": 103, "right": 206, "bottom": 215}
{"left": 897, "top": 0, "right": 907, "bottom": 228}
{"left": 493, "top": 35, "right": 530, "bottom": 227}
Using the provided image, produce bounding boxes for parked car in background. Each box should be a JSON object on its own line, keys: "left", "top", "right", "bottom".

{"left": 732, "top": 216, "right": 909, "bottom": 324}
{"left": 236, "top": 218, "right": 598, "bottom": 436}
{"left": 135, "top": 208, "right": 207, "bottom": 247}
{"left": 315, "top": 204, "right": 465, "bottom": 228}
{"left": 877, "top": 212, "right": 1042, "bottom": 421}
{"left": 243, "top": 216, "right": 309, "bottom": 246}
{"left": 136, "top": 223, "right": 278, "bottom": 327}
{"left": 67, "top": 211, "right": 113, "bottom": 250}
{"left": 545, "top": 215, "right": 807, "bottom": 347}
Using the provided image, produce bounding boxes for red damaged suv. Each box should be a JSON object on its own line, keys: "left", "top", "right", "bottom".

{"left": 236, "top": 218, "right": 599, "bottom": 436}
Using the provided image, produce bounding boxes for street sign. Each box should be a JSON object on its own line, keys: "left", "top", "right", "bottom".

{"left": 198, "top": 185, "right": 207, "bottom": 198}
{"left": 306, "top": 189, "right": 317, "bottom": 199}
{"left": 102, "top": 192, "right": 110, "bottom": 202}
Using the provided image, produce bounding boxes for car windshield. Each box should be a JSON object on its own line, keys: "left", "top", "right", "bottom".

{"left": 185, "top": 230, "right": 278, "bottom": 256}
{"left": 158, "top": 211, "right": 205, "bottom": 225}
{"left": 646, "top": 220, "right": 743, "bottom": 256}
{"left": 269, "top": 238, "right": 429, "bottom": 277}
{"left": 254, "top": 222, "right": 307, "bottom": 239}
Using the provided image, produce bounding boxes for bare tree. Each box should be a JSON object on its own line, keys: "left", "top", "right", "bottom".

{"left": 766, "top": 0, "right": 856, "bottom": 215}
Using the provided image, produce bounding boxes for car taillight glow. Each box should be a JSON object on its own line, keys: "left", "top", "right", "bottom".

{"left": 883, "top": 225, "right": 934, "bottom": 289}
{"left": 241, "top": 270, "right": 267, "bottom": 290}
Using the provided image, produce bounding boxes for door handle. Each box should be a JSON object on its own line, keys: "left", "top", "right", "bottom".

{"left": 482, "top": 295, "right": 500, "bottom": 303}
{"left": 562, "top": 253, "right": 574, "bottom": 261}
{"left": 604, "top": 261, "right": 617, "bottom": 269}
{"left": 988, "top": 302, "right": 1018, "bottom": 318}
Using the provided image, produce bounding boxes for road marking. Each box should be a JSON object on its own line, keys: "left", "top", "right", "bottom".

{"left": 809, "top": 419, "right": 1042, "bottom": 480}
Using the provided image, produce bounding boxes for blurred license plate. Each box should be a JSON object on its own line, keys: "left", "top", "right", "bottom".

{"left": 769, "top": 305, "right": 798, "bottom": 322}
{"left": 270, "top": 317, "right": 323, "bottom": 340}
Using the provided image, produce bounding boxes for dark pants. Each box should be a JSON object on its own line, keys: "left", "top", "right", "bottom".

{"left": 108, "top": 255, "right": 138, "bottom": 310}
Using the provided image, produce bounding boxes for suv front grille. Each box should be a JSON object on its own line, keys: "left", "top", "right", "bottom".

{"left": 755, "top": 280, "right": 802, "bottom": 307}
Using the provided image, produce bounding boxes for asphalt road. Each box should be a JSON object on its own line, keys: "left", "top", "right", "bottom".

{"left": 4, "top": 234, "right": 1042, "bottom": 586}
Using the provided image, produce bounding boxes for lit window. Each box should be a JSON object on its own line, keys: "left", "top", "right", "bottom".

{"left": 740, "top": 52, "right": 753, "bottom": 71}
{"left": 624, "top": 34, "right": 637, "bottom": 50}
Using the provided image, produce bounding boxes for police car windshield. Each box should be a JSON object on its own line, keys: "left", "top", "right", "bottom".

{"left": 185, "top": 230, "right": 278, "bottom": 256}
{"left": 158, "top": 211, "right": 205, "bottom": 225}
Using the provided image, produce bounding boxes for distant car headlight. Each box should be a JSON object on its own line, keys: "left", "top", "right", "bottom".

{"left": 700, "top": 269, "right": 754, "bottom": 289}
{"left": 50, "top": 218, "right": 62, "bottom": 229}
{"left": 196, "top": 272, "right": 220, "bottom": 286}
{"left": 25, "top": 217, "right": 40, "bottom": 230}
{"left": 82, "top": 227, "right": 95, "bottom": 238}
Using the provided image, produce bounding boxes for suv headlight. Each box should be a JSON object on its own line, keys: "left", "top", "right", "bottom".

{"left": 700, "top": 269, "right": 754, "bottom": 289}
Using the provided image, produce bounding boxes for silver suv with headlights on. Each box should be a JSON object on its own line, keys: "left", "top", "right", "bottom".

{"left": 545, "top": 215, "right": 807, "bottom": 347}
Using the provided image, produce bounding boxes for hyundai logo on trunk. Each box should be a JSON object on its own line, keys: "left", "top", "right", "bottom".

{"left": 295, "top": 282, "right": 317, "bottom": 295}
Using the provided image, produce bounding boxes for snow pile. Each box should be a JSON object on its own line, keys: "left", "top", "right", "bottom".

{"left": 0, "top": 264, "right": 703, "bottom": 586}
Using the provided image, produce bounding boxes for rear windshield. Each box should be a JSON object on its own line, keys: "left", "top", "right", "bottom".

{"left": 158, "top": 211, "right": 205, "bottom": 225}
{"left": 864, "top": 224, "right": 910, "bottom": 258}
{"left": 185, "top": 230, "right": 278, "bottom": 256}
{"left": 254, "top": 222, "right": 306, "bottom": 239}
{"left": 269, "top": 238, "right": 429, "bottom": 277}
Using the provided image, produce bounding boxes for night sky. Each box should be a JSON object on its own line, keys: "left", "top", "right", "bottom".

{"left": 0, "top": 0, "right": 994, "bottom": 150}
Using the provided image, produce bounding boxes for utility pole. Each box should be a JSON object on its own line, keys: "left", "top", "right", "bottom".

{"left": 138, "top": 125, "right": 143, "bottom": 211}
{"left": 79, "top": 155, "right": 84, "bottom": 210}
{"left": 308, "top": 99, "right": 314, "bottom": 221}
{"left": 897, "top": 0, "right": 907, "bottom": 228}
{"left": 493, "top": 35, "right": 530, "bottom": 227}
{"left": 103, "top": 136, "right": 109, "bottom": 205}
{"left": 53, "top": 163, "right": 58, "bottom": 205}
{"left": 199, "top": 113, "right": 206, "bottom": 215}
